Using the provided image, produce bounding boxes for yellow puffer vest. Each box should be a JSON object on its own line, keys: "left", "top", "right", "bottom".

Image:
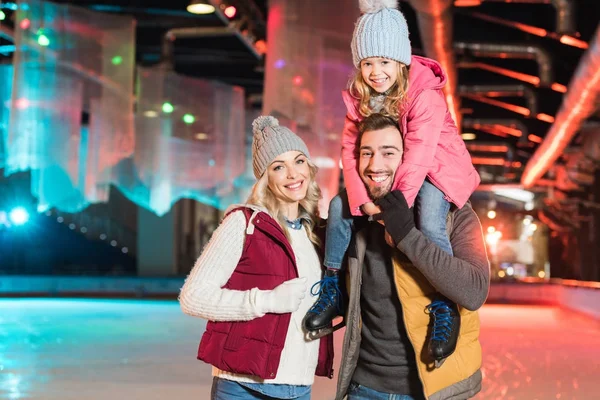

{"left": 392, "top": 254, "right": 482, "bottom": 399}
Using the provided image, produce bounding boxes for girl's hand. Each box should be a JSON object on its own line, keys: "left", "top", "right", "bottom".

{"left": 361, "top": 201, "right": 381, "bottom": 216}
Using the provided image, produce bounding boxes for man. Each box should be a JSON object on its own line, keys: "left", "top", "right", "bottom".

{"left": 336, "top": 113, "right": 490, "bottom": 400}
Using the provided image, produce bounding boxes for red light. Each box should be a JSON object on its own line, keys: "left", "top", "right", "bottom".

{"left": 536, "top": 113, "right": 555, "bottom": 123}
{"left": 551, "top": 83, "right": 567, "bottom": 93}
{"left": 454, "top": 0, "right": 481, "bottom": 6}
{"left": 292, "top": 75, "right": 303, "bottom": 86}
{"left": 528, "top": 134, "right": 543, "bottom": 144}
{"left": 20, "top": 18, "right": 31, "bottom": 30}
{"left": 15, "top": 98, "right": 30, "bottom": 109}
{"left": 560, "top": 35, "right": 589, "bottom": 49}
{"left": 255, "top": 39, "right": 267, "bottom": 55}
{"left": 224, "top": 6, "right": 237, "bottom": 18}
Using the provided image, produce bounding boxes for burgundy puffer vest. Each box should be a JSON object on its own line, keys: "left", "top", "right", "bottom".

{"left": 197, "top": 207, "right": 334, "bottom": 379}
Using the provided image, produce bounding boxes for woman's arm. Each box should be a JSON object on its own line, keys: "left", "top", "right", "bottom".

{"left": 179, "top": 211, "right": 266, "bottom": 321}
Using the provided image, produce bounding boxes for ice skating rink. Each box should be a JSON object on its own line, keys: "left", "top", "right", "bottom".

{"left": 2, "top": 299, "right": 600, "bottom": 400}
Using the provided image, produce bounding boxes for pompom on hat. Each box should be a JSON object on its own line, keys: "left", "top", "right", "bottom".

{"left": 251, "top": 116, "right": 311, "bottom": 179}
{"left": 351, "top": 0, "right": 412, "bottom": 67}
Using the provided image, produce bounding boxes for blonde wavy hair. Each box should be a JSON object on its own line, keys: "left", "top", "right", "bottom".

{"left": 349, "top": 61, "right": 410, "bottom": 120}
{"left": 246, "top": 160, "right": 322, "bottom": 247}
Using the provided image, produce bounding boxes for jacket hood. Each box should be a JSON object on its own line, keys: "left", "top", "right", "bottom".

{"left": 225, "top": 203, "right": 268, "bottom": 215}
{"left": 407, "top": 55, "right": 447, "bottom": 95}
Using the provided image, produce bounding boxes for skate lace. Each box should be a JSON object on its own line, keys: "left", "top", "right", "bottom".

{"left": 426, "top": 300, "right": 454, "bottom": 343}
{"left": 307, "top": 275, "right": 342, "bottom": 315}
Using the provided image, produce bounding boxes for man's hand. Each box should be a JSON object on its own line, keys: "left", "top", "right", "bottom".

{"left": 376, "top": 190, "right": 415, "bottom": 246}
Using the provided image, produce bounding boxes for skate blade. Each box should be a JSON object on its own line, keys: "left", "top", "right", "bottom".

{"left": 434, "top": 358, "right": 446, "bottom": 369}
{"left": 307, "top": 321, "right": 345, "bottom": 341}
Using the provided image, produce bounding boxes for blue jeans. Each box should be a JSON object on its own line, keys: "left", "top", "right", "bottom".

{"left": 415, "top": 180, "right": 453, "bottom": 256}
{"left": 347, "top": 381, "right": 419, "bottom": 400}
{"left": 324, "top": 189, "right": 353, "bottom": 269}
{"left": 324, "top": 181, "right": 452, "bottom": 269}
{"left": 211, "top": 377, "right": 311, "bottom": 400}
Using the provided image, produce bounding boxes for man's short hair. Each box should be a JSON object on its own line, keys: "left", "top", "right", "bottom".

{"left": 358, "top": 113, "right": 400, "bottom": 135}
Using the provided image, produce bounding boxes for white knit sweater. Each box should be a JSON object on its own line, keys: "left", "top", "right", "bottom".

{"left": 179, "top": 209, "right": 322, "bottom": 386}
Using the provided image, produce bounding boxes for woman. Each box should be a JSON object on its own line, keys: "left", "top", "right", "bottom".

{"left": 179, "top": 115, "right": 334, "bottom": 400}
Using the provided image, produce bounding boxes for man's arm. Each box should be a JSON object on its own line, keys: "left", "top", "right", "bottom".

{"left": 376, "top": 191, "right": 490, "bottom": 311}
{"left": 396, "top": 205, "right": 490, "bottom": 311}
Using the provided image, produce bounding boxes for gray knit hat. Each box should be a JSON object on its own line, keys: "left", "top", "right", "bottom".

{"left": 251, "top": 116, "right": 311, "bottom": 179}
{"left": 351, "top": 0, "right": 412, "bottom": 67}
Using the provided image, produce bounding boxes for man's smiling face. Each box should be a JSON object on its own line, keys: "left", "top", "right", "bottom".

{"left": 358, "top": 126, "right": 404, "bottom": 200}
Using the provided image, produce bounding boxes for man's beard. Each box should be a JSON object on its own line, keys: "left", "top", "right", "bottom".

{"left": 362, "top": 168, "right": 395, "bottom": 200}
{"left": 369, "top": 180, "right": 393, "bottom": 200}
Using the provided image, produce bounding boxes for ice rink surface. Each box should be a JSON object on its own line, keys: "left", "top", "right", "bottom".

{"left": 2, "top": 299, "right": 599, "bottom": 400}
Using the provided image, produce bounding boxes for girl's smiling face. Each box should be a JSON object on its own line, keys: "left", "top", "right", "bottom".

{"left": 360, "top": 57, "right": 400, "bottom": 93}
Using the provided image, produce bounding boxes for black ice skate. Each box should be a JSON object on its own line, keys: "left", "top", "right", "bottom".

{"left": 303, "top": 269, "right": 345, "bottom": 340}
{"left": 426, "top": 297, "right": 461, "bottom": 368}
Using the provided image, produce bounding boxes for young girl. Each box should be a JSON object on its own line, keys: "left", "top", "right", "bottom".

{"left": 303, "top": 0, "right": 480, "bottom": 367}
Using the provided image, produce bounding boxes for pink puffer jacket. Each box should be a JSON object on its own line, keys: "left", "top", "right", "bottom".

{"left": 341, "top": 55, "right": 480, "bottom": 215}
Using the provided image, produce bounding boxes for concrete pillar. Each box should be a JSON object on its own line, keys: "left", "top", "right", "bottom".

{"left": 137, "top": 205, "right": 178, "bottom": 276}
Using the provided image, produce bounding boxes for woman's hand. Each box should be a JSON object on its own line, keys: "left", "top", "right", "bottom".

{"left": 258, "top": 277, "right": 307, "bottom": 314}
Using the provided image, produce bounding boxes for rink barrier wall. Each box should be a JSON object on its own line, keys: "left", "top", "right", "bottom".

{"left": 488, "top": 278, "right": 600, "bottom": 320}
{"left": 1, "top": 276, "right": 599, "bottom": 320}
{"left": 0, "top": 276, "right": 184, "bottom": 298}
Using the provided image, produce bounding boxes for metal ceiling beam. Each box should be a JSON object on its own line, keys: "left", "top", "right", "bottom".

{"left": 521, "top": 24, "right": 600, "bottom": 188}
{"left": 161, "top": 25, "right": 261, "bottom": 69}
{"left": 463, "top": 118, "right": 530, "bottom": 142}
{"left": 459, "top": 84, "right": 538, "bottom": 115}
{"left": 455, "top": 42, "right": 553, "bottom": 86}
{"left": 473, "top": 0, "right": 576, "bottom": 34}
{"left": 457, "top": 61, "right": 566, "bottom": 93}
{"left": 465, "top": 11, "right": 587, "bottom": 49}
{"left": 160, "top": 1, "right": 263, "bottom": 69}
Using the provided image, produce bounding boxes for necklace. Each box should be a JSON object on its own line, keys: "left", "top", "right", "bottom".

{"left": 284, "top": 217, "right": 303, "bottom": 230}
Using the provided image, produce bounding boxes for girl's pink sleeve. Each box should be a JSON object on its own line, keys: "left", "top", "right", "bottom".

{"left": 341, "top": 115, "right": 371, "bottom": 216}
{"left": 392, "top": 89, "right": 446, "bottom": 207}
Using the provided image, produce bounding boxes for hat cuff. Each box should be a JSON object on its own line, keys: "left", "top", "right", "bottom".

{"left": 353, "top": 31, "right": 411, "bottom": 67}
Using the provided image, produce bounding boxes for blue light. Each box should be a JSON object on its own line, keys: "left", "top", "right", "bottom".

{"left": 274, "top": 59, "right": 286, "bottom": 69}
{"left": 0, "top": 211, "right": 8, "bottom": 227}
{"left": 9, "top": 207, "right": 29, "bottom": 226}
{"left": 1, "top": 2, "right": 18, "bottom": 11}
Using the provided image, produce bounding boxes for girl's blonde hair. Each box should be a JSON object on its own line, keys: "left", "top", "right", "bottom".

{"left": 349, "top": 61, "right": 410, "bottom": 120}
{"left": 246, "top": 160, "right": 322, "bottom": 247}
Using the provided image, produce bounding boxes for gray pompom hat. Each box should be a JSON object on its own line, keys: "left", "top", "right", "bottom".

{"left": 351, "top": 0, "right": 412, "bottom": 67}
{"left": 251, "top": 116, "right": 311, "bottom": 179}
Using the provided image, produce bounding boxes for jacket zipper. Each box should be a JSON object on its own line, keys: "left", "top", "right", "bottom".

{"left": 337, "top": 236, "right": 364, "bottom": 399}
{"left": 253, "top": 213, "right": 299, "bottom": 379}
{"left": 256, "top": 215, "right": 300, "bottom": 278}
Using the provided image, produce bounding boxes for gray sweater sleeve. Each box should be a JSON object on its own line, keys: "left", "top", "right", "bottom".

{"left": 395, "top": 205, "right": 490, "bottom": 311}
